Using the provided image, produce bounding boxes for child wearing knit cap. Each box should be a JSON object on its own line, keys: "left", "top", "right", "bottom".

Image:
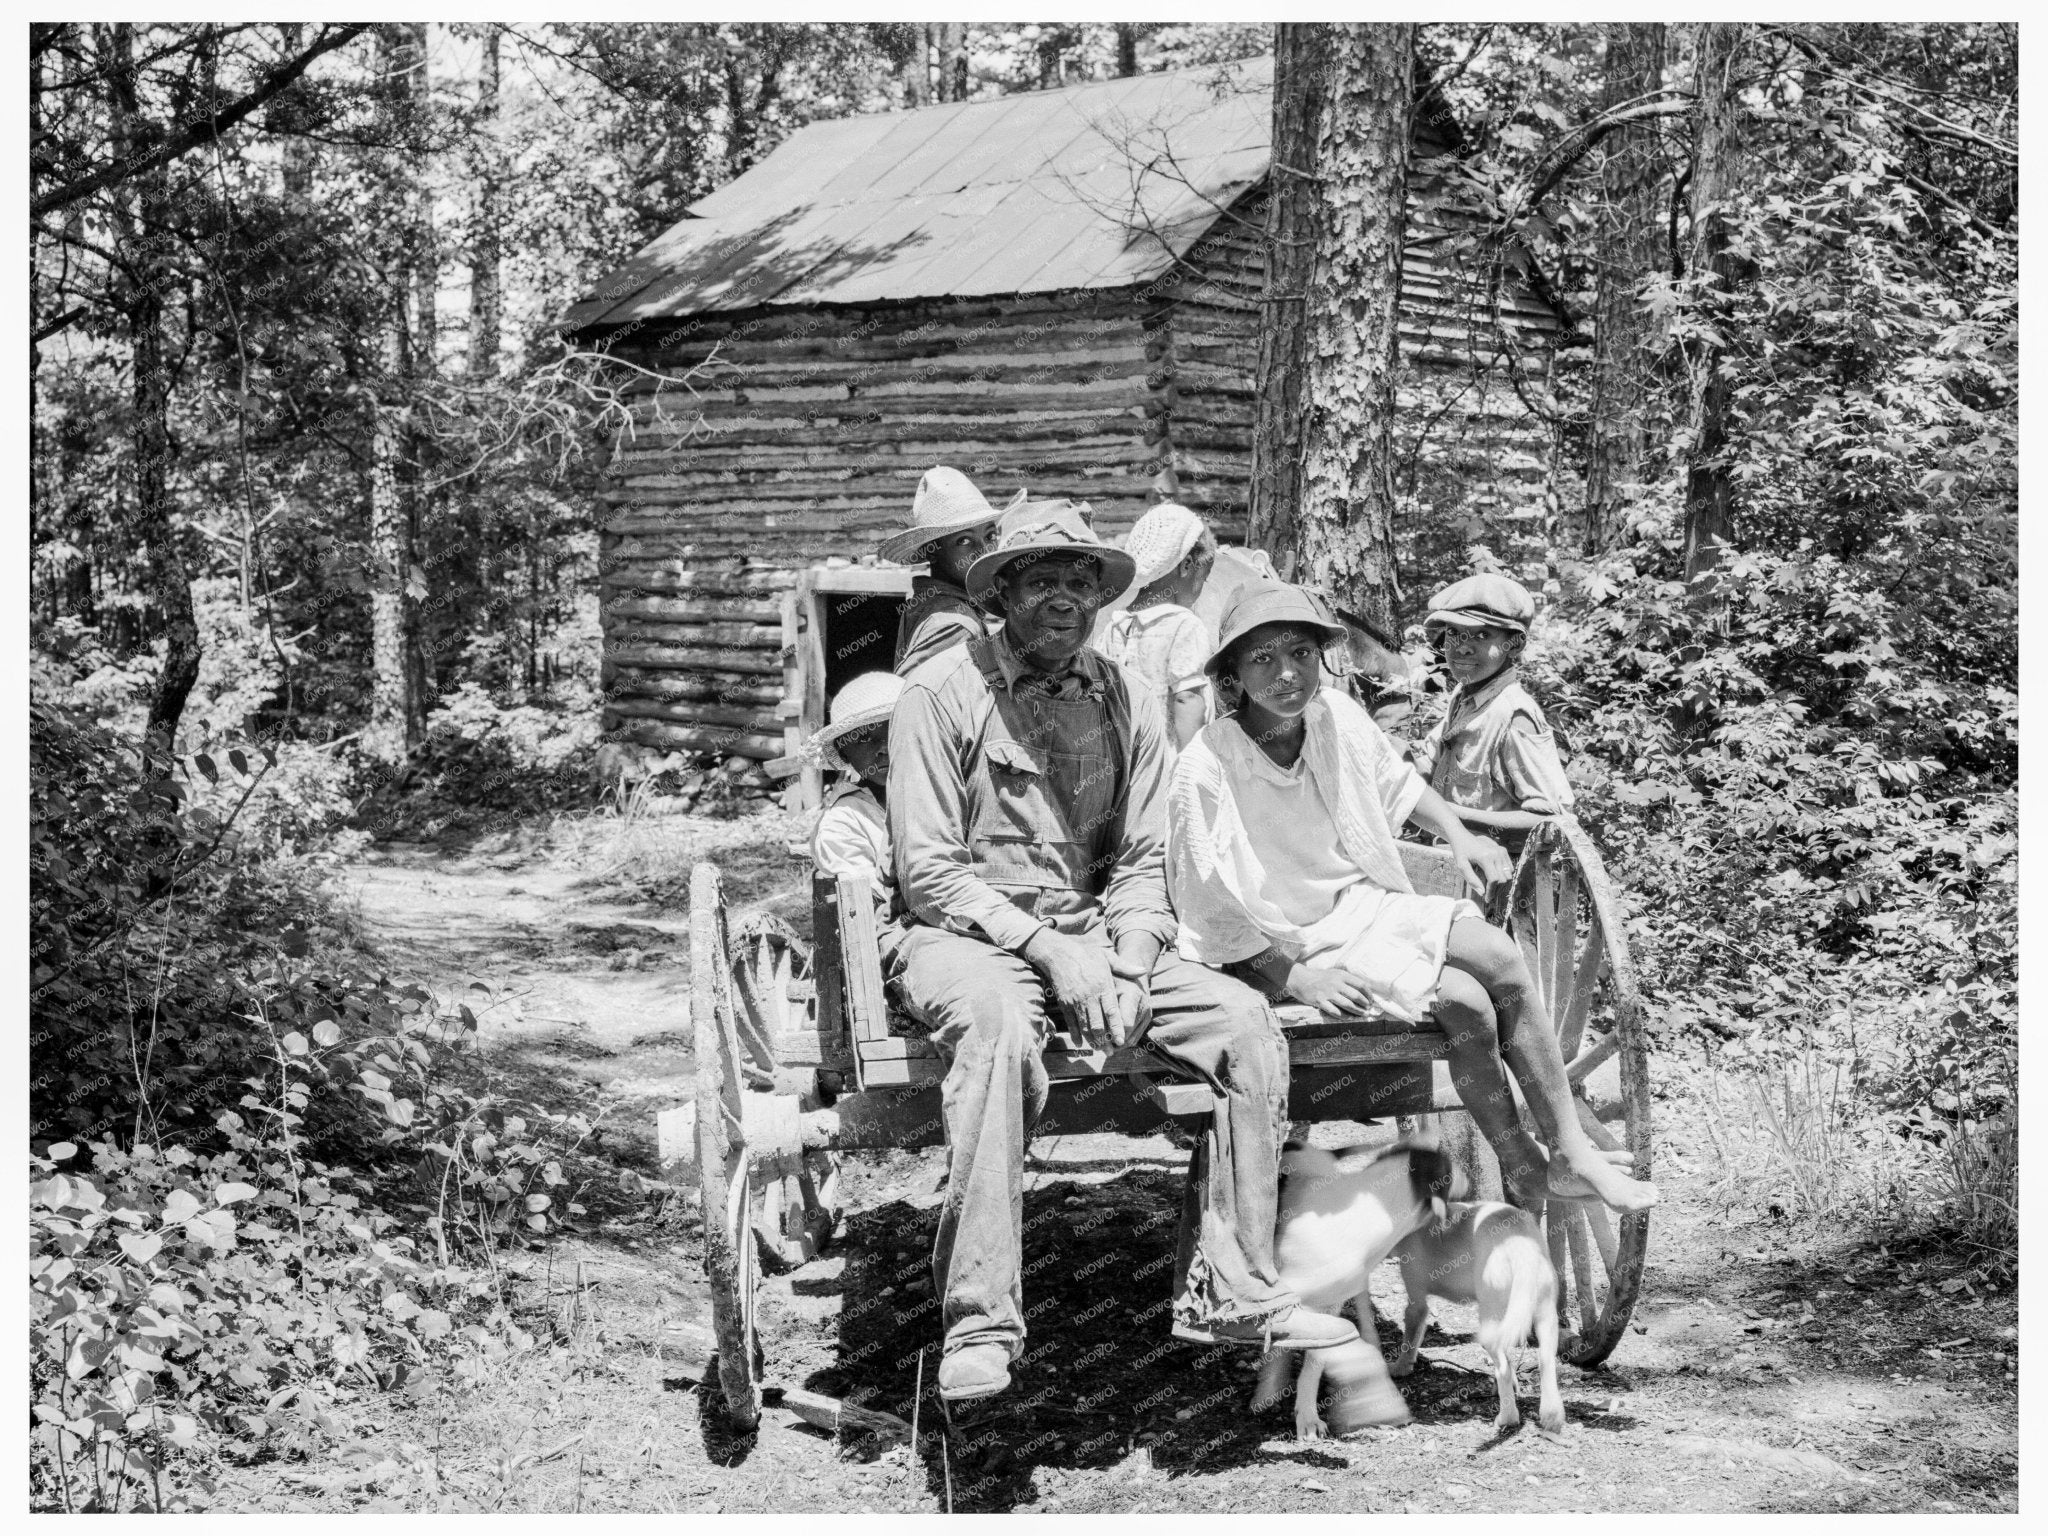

{"left": 1099, "top": 504, "right": 1218, "bottom": 752}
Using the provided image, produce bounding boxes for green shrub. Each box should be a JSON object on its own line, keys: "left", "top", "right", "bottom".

{"left": 30, "top": 955, "right": 605, "bottom": 1511}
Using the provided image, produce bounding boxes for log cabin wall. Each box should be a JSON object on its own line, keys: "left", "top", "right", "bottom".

{"left": 597, "top": 291, "right": 1165, "bottom": 763}
{"left": 1157, "top": 170, "right": 1569, "bottom": 569}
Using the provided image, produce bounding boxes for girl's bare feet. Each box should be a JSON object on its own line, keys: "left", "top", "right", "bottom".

{"left": 1555, "top": 1142, "right": 1658, "bottom": 1212}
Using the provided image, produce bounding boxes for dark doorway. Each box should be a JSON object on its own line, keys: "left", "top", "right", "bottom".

{"left": 817, "top": 589, "right": 903, "bottom": 704}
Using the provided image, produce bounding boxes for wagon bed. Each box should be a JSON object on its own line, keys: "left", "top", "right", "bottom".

{"left": 664, "top": 818, "right": 1653, "bottom": 1428}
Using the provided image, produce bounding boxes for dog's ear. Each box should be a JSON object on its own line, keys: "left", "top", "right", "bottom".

{"left": 1416, "top": 1146, "right": 1462, "bottom": 1212}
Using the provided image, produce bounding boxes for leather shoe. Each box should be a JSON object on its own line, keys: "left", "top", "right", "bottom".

{"left": 937, "top": 1342, "right": 1012, "bottom": 1402}
{"left": 1174, "top": 1304, "right": 1356, "bottom": 1350}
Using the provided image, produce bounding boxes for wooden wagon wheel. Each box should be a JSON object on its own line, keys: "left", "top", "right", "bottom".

{"left": 1505, "top": 817, "right": 1653, "bottom": 1368}
{"left": 692, "top": 862, "right": 764, "bottom": 1426}
{"left": 728, "top": 912, "right": 840, "bottom": 1271}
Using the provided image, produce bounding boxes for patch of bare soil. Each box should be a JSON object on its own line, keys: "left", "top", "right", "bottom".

{"left": 217, "top": 824, "right": 2018, "bottom": 1514}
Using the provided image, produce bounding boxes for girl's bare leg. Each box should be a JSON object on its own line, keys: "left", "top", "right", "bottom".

{"left": 1444, "top": 918, "right": 1658, "bottom": 1214}
{"left": 1432, "top": 969, "right": 1553, "bottom": 1209}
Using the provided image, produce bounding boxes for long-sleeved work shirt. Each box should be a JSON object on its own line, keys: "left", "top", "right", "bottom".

{"left": 887, "top": 628, "right": 1177, "bottom": 956}
{"left": 893, "top": 576, "right": 991, "bottom": 676}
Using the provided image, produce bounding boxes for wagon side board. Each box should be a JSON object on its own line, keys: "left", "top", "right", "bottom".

{"left": 790, "top": 1059, "right": 1446, "bottom": 1154}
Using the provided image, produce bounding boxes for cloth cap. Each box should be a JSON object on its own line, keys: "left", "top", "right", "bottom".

{"left": 810, "top": 670, "right": 906, "bottom": 770}
{"left": 965, "top": 503, "right": 1137, "bottom": 609}
{"left": 1204, "top": 581, "right": 1348, "bottom": 680}
{"left": 1424, "top": 572, "right": 1536, "bottom": 635}
{"left": 878, "top": 466, "right": 1001, "bottom": 565}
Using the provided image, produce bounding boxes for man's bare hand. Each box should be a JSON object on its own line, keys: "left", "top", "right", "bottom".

{"left": 1105, "top": 977, "right": 1149, "bottom": 1048}
{"left": 1023, "top": 928, "right": 1118, "bottom": 1046}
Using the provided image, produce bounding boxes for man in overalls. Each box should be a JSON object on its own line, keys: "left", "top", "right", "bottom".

{"left": 886, "top": 505, "right": 1356, "bottom": 1409}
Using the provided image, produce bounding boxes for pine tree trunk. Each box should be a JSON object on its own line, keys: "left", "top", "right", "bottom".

{"left": 405, "top": 23, "right": 437, "bottom": 370}
{"left": 277, "top": 22, "right": 316, "bottom": 199}
{"left": 1293, "top": 23, "right": 1412, "bottom": 638}
{"left": 1248, "top": 22, "right": 1328, "bottom": 566}
{"left": 366, "top": 387, "right": 411, "bottom": 764}
{"left": 1116, "top": 24, "right": 1140, "bottom": 77}
{"left": 109, "top": 24, "right": 201, "bottom": 756}
{"left": 1582, "top": 22, "right": 1667, "bottom": 553}
{"left": 902, "top": 25, "right": 929, "bottom": 106}
{"left": 938, "top": 24, "right": 968, "bottom": 102}
{"left": 402, "top": 22, "right": 435, "bottom": 712}
{"left": 469, "top": 25, "right": 501, "bottom": 383}
{"left": 1682, "top": 22, "right": 1744, "bottom": 579}
{"left": 365, "top": 23, "right": 426, "bottom": 763}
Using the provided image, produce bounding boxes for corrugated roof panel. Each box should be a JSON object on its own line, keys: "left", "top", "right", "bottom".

{"left": 769, "top": 193, "right": 952, "bottom": 307}
{"left": 856, "top": 99, "right": 1015, "bottom": 201}
{"left": 560, "top": 54, "right": 1558, "bottom": 329}
{"left": 802, "top": 106, "right": 964, "bottom": 207}
{"left": 923, "top": 90, "right": 1100, "bottom": 197}
{"left": 686, "top": 114, "right": 896, "bottom": 222}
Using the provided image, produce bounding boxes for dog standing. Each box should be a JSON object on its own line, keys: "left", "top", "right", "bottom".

{"left": 1391, "top": 1200, "right": 1565, "bottom": 1436}
{"left": 1250, "top": 1138, "right": 1468, "bottom": 1440}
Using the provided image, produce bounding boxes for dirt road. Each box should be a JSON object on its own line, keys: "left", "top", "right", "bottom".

{"left": 222, "top": 825, "right": 2017, "bottom": 1514}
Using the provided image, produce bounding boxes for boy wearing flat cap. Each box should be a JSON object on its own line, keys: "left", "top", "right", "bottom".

{"left": 883, "top": 466, "right": 1002, "bottom": 675}
{"left": 1410, "top": 573, "right": 1574, "bottom": 852}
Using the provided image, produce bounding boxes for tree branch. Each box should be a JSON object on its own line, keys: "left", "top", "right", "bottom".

{"left": 31, "top": 22, "right": 371, "bottom": 219}
{"left": 1496, "top": 91, "right": 1695, "bottom": 235}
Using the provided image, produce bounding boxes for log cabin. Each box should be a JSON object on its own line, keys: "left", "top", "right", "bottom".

{"left": 560, "top": 55, "right": 1566, "bottom": 803}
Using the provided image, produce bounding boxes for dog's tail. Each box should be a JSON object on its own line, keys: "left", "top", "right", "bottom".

{"left": 1477, "top": 1237, "right": 1548, "bottom": 1357}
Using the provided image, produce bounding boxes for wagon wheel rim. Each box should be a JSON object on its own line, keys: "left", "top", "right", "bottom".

{"left": 692, "top": 862, "right": 764, "bottom": 1426}
{"left": 728, "top": 914, "right": 839, "bottom": 1271}
{"left": 1506, "top": 817, "right": 1654, "bottom": 1368}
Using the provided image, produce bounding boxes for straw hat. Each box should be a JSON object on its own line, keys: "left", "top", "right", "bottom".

{"left": 1203, "top": 581, "right": 1348, "bottom": 681}
{"left": 810, "top": 670, "right": 905, "bottom": 771}
{"left": 878, "top": 467, "right": 1001, "bottom": 565}
{"left": 1423, "top": 573, "right": 1537, "bottom": 636}
{"left": 964, "top": 503, "right": 1137, "bottom": 610}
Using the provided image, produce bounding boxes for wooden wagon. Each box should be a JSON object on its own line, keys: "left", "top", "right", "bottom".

{"left": 665, "top": 818, "right": 1653, "bottom": 1429}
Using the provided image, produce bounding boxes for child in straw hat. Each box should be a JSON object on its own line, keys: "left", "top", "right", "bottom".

{"left": 807, "top": 670, "right": 904, "bottom": 890}
{"left": 1099, "top": 503, "right": 1219, "bottom": 752}
{"left": 883, "top": 466, "right": 1001, "bottom": 676}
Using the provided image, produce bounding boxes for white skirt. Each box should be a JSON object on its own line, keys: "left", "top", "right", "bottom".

{"left": 1290, "top": 882, "right": 1483, "bottom": 1024}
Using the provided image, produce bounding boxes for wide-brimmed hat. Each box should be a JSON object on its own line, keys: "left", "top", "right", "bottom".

{"left": 878, "top": 467, "right": 1001, "bottom": 565}
{"left": 965, "top": 503, "right": 1136, "bottom": 610}
{"left": 1423, "top": 573, "right": 1536, "bottom": 636}
{"left": 810, "top": 670, "right": 905, "bottom": 771}
{"left": 1203, "top": 581, "right": 1348, "bottom": 681}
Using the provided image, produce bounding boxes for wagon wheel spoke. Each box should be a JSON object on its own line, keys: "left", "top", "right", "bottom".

{"left": 726, "top": 909, "right": 838, "bottom": 1273}
{"left": 1583, "top": 1199, "right": 1620, "bottom": 1274}
{"left": 1543, "top": 1201, "right": 1572, "bottom": 1341}
{"left": 1564, "top": 1205, "right": 1600, "bottom": 1339}
{"left": 1566, "top": 1028, "right": 1621, "bottom": 1086}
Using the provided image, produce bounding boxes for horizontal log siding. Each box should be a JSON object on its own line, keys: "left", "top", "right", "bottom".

{"left": 1161, "top": 182, "right": 1564, "bottom": 544}
{"left": 597, "top": 295, "right": 1167, "bottom": 755}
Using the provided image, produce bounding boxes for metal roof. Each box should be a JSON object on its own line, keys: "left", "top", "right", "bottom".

{"left": 562, "top": 57, "right": 1299, "bottom": 330}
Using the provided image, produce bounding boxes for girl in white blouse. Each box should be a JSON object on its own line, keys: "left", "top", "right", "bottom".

{"left": 1165, "top": 582, "right": 1654, "bottom": 1216}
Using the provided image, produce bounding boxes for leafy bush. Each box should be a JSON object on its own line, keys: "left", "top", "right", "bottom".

{"left": 30, "top": 935, "right": 610, "bottom": 1511}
